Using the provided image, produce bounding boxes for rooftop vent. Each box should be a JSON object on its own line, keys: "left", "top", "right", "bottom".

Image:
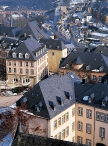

{"left": 35, "top": 102, "right": 43, "bottom": 112}
{"left": 49, "top": 101, "right": 56, "bottom": 110}
{"left": 64, "top": 91, "right": 72, "bottom": 100}
{"left": 56, "top": 96, "right": 65, "bottom": 106}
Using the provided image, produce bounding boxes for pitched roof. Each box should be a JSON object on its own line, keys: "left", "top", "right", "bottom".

{"left": 75, "top": 82, "right": 108, "bottom": 110}
{"left": 40, "top": 39, "right": 66, "bottom": 50}
{"left": 16, "top": 72, "right": 81, "bottom": 119}
{"left": 12, "top": 134, "right": 85, "bottom": 146}
{"left": 60, "top": 51, "right": 108, "bottom": 72}
{"left": 18, "top": 20, "right": 50, "bottom": 41}
{"left": 7, "top": 37, "right": 47, "bottom": 61}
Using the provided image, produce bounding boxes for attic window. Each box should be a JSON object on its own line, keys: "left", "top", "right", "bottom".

{"left": 99, "top": 66, "right": 104, "bottom": 72}
{"left": 86, "top": 65, "right": 90, "bottom": 71}
{"left": 64, "top": 91, "right": 72, "bottom": 100}
{"left": 19, "top": 52, "right": 23, "bottom": 58}
{"left": 49, "top": 101, "right": 56, "bottom": 110}
{"left": 12, "top": 52, "right": 16, "bottom": 58}
{"left": 35, "top": 102, "right": 43, "bottom": 112}
{"left": 56, "top": 96, "right": 65, "bottom": 106}
{"left": 25, "top": 53, "right": 29, "bottom": 59}
{"left": 57, "top": 46, "right": 60, "bottom": 49}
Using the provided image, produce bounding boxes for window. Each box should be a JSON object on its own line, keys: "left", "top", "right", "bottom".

{"left": 19, "top": 62, "right": 22, "bottom": 67}
{"left": 8, "top": 61, "right": 11, "bottom": 66}
{"left": 86, "top": 139, "right": 91, "bottom": 146}
{"left": 78, "top": 107, "right": 83, "bottom": 116}
{"left": 54, "top": 120, "right": 57, "bottom": 130}
{"left": 72, "top": 108, "right": 75, "bottom": 117}
{"left": 100, "top": 113, "right": 105, "bottom": 122}
{"left": 65, "top": 127, "right": 69, "bottom": 137}
{"left": 92, "top": 75, "right": 96, "bottom": 81}
{"left": 26, "top": 77, "right": 30, "bottom": 82}
{"left": 72, "top": 122, "right": 74, "bottom": 131}
{"left": 62, "top": 115, "right": 65, "bottom": 124}
{"left": 78, "top": 121, "right": 82, "bottom": 131}
{"left": 106, "top": 114, "right": 108, "bottom": 123}
{"left": 8, "top": 68, "right": 11, "bottom": 73}
{"left": 52, "top": 52, "right": 54, "bottom": 56}
{"left": 54, "top": 135, "right": 57, "bottom": 139}
{"left": 58, "top": 132, "right": 61, "bottom": 140}
{"left": 98, "top": 76, "right": 102, "bottom": 82}
{"left": 86, "top": 109, "right": 92, "bottom": 119}
{"left": 31, "top": 69, "right": 34, "bottom": 75}
{"left": 62, "top": 129, "right": 65, "bottom": 139}
{"left": 65, "top": 112, "right": 69, "bottom": 121}
{"left": 26, "top": 69, "right": 29, "bottom": 74}
{"left": 13, "top": 62, "right": 16, "bottom": 66}
{"left": 100, "top": 127, "right": 105, "bottom": 138}
{"left": 14, "top": 76, "right": 18, "bottom": 82}
{"left": 25, "top": 62, "right": 28, "bottom": 67}
{"left": 72, "top": 137, "right": 74, "bottom": 142}
{"left": 19, "top": 52, "right": 23, "bottom": 58}
{"left": 19, "top": 68, "right": 22, "bottom": 74}
{"left": 31, "top": 62, "right": 34, "bottom": 67}
{"left": 86, "top": 124, "right": 91, "bottom": 134}
{"left": 12, "top": 52, "right": 16, "bottom": 58}
{"left": 96, "top": 112, "right": 100, "bottom": 121}
{"left": 25, "top": 53, "right": 29, "bottom": 59}
{"left": 13, "top": 68, "right": 16, "bottom": 73}
{"left": 77, "top": 136, "right": 82, "bottom": 144}
{"left": 58, "top": 117, "right": 61, "bottom": 126}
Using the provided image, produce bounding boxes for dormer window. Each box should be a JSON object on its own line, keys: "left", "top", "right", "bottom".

{"left": 35, "top": 102, "right": 43, "bottom": 112}
{"left": 12, "top": 52, "right": 16, "bottom": 58}
{"left": 25, "top": 53, "right": 29, "bottom": 59}
{"left": 99, "top": 66, "right": 104, "bottom": 72}
{"left": 49, "top": 101, "right": 56, "bottom": 110}
{"left": 19, "top": 52, "right": 23, "bottom": 58}
{"left": 86, "top": 65, "right": 90, "bottom": 71}
{"left": 36, "top": 52, "right": 38, "bottom": 57}
{"left": 56, "top": 96, "right": 65, "bottom": 106}
{"left": 64, "top": 91, "right": 72, "bottom": 100}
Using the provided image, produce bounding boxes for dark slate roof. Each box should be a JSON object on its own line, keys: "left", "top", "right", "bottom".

{"left": 60, "top": 51, "right": 108, "bottom": 72}
{"left": 40, "top": 38, "right": 66, "bottom": 50}
{"left": 16, "top": 72, "right": 81, "bottom": 119}
{"left": 12, "top": 134, "right": 85, "bottom": 146}
{"left": 76, "top": 45, "right": 108, "bottom": 57}
{"left": 73, "top": 57, "right": 83, "bottom": 65}
{"left": 7, "top": 37, "right": 47, "bottom": 61}
{"left": 0, "top": 26, "right": 21, "bottom": 37}
{"left": 18, "top": 20, "right": 50, "bottom": 41}
{"left": 75, "top": 82, "right": 108, "bottom": 110}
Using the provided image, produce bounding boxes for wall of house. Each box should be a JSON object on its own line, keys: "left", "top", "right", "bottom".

{"left": 75, "top": 103, "right": 94, "bottom": 145}
{"left": 48, "top": 48, "right": 67, "bottom": 73}
{"left": 50, "top": 104, "right": 75, "bottom": 142}
{"left": 90, "top": 72, "right": 106, "bottom": 83}
{"left": 6, "top": 53, "right": 48, "bottom": 86}
{"left": 94, "top": 108, "right": 108, "bottom": 146}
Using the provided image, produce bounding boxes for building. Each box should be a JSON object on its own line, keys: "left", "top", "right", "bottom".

{"left": 59, "top": 51, "right": 108, "bottom": 84}
{"left": 40, "top": 39, "right": 67, "bottom": 73}
{"left": 14, "top": 71, "right": 108, "bottom": 145}
{"left": 74, "top": 82, "right": 108, "bottom": 146}
{"left": 6, "top": 37, "right": 48, "bottom": 87}
{"left": 16, "top": 72, "right": 81, "bottom": 142}
{"left": 18, "top": 20, "right": 50, "bottom": 41}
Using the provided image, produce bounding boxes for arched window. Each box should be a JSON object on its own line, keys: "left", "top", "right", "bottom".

{"left": 25, "top": 53, "right": 29, "bottom": 59}
{"left": 19, "top": 52, "right": 23, "bottom": 58}
{"left": 12, "top": 52, "right": 16, "bottom": 58}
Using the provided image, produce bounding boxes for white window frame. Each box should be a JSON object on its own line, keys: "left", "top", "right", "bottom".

{"left": 65, "top": 127, "right": 69, "bottom": 137}
{"left": 62, "top": 129, "right": 65, "bottom": 139}
{"left": 100, "top": 113, "right": 105, "bottom": 122}
{"left": 54, "top": 120, "right": 57, "bottom": 129}
{"left": 100, "top": 127, "right": 105, "bottom": 138}
{"left": 96, "top": 112, "right": 100, "bottom": 121}
{"left": 86, "top": 109, "right": 92, "bottom": 119}
{"left": 19, "top": 52, "right": 23, "bottom": 58}
{"left": 92, "top": 75, "right": 96, "bottom": 81}
{"left": 86, "top": 139, "right": 91, "bottom": 146}
{"left": 78, "top": 136, "right": 82, "bottom": 144}
{"left": 72, "top": 108, "right": 75, "bottom": 117}
{"left": 25, "top": 53, "right": 29, "bottom": 59}
{"left": 72, "top": 122, "right": 74, "bottom": 131}
{"left": 62, "top": 115, "right": 65, "bottom": 124}
{"left": 98, "top": 76, "right": 102, "bottom": 82}
{"left": 86, "top": 124, "right": 91, "bottom": 134}
{"left": 106, "top": 115, "right": 108, "bottom": 123}
{"left": 58, "top": 117, "right": 61, "bottom": 126}
{"left": 12, "top": 52, "right": 16, "bottom": 58}
{"left": 78, "top": 107, "right": 83, "bottom": 116}
{"left": 65, "top": 112, "right": 69, "bottom": 121}
{"left": 58, "top": 132, "right": 61, "bottom": 140}
{"left": 78, "top": 121, "right": 82, "bottom": 131}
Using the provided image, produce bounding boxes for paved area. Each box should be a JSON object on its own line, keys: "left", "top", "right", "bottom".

{"left": 0, "top": 94, "right": 22, "bottom": 107}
